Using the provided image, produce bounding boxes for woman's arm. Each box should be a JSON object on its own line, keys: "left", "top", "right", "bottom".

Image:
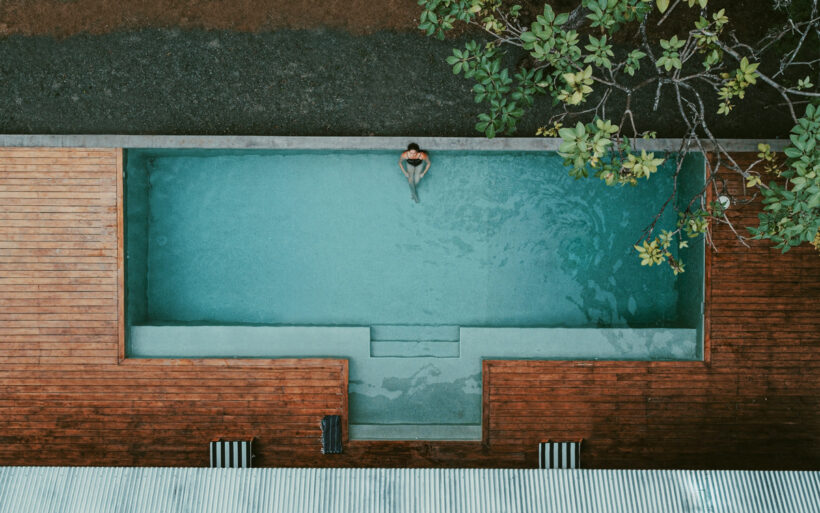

{"left": 398, "top": 155, "right": 409, "bottom": 177}
{"left": 421, "top": 154, "right": 431, "bottom": 176}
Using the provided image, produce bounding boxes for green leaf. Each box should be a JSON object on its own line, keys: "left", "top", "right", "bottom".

{"left": 558, "top": 127, "right": 577, "bottom": 140}
{"left": 574, "top": 121, "right": 586, "bottom": 137}
{"left": 784, "top": 147, "right": 803, "bottom": 158}
{"left": 543, "top": 4, "right": 556, "bottom": 23}
{"left": 520, "top": 31, "right": 537, "bottom": 43}
{"left": 656, "top": 0, "right": 670, "bottom": 13}
{"left": 809, "top": 191, "right": 820, "bottom": 209}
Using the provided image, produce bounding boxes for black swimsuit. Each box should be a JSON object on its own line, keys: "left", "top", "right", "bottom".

{"left": 406, "top": 158, "right": 423, "bottom": 166}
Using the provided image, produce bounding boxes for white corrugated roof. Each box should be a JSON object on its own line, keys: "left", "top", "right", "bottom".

{"left": 0, "top": 467, "right": 818, "bottom": 513}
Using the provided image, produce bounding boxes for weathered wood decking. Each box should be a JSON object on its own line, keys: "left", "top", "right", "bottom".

{"left": 0, "top": 148, "right": 818, "bottom": 468}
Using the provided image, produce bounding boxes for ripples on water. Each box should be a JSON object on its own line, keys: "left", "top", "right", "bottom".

{"left": 131, "top": 150, "right": 685, "bottom": 328}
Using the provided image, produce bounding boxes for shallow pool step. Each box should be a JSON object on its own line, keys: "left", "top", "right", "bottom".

{"left": 370, "top": 325, "right": 460, "bottom": 342}
{"left": 369, "top": 325, "right": 460, "bottom": 357}
{"left": 370, "top": 340, "right": 460, "bottom": 358}
{"left": 349, "top": 424, "right": 481, "bottom": 441}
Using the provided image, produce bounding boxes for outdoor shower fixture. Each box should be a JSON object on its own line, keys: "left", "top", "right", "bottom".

{"left": 718, "top": 195, "right": 731, "bottom": 210}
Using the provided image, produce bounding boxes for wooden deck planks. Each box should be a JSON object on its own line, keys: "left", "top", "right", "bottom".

{"left": 0, "top": 148, "right": 118, "bottom": 364}
{"left": 0, "top": 148, "right": 818, "bottom": 468}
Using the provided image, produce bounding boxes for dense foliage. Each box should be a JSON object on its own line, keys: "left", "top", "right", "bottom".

{"left": 418, "top": 0, "right": 820, "bottom": 270}
{"left": 749, "top": 103, "right": 820, "bottom": 252}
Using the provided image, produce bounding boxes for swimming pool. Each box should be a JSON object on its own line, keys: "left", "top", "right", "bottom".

{"left": 125, "top": 148, "right": 704, "bottom": 439}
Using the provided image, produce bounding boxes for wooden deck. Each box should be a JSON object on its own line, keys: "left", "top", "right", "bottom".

{"left": 0, "top": 148, "right": 818, "bottom": 468}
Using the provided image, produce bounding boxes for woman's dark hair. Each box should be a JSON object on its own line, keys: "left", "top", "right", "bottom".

{"left": 407, "top": 143, "right": 421, "bottom": 151}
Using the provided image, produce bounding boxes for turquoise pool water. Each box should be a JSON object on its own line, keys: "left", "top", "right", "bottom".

{"left": 126, "top": 148, "right": 704, "bottom": 437}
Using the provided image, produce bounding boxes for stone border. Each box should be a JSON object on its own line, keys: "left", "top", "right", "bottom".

{"left": 0, "top": 134, "right": 789, "bottom": 152}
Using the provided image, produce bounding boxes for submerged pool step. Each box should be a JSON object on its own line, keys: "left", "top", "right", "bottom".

{"left": 350, "top": 424, "right": 481, "bottom": 441}
{"left": 369, "top": 325, "right": 460, "bottom": 358}
{"left": 370, "top": 325, "right": 460, "bottom": 342}
{"left": 370, "top": 340, "right": 460, "bottom": 358}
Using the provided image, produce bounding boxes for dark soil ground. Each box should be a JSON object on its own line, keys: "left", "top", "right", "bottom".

{"left": 1, "top": 29, "right": 505, "bottom": 136}
{"left": 0, "top": 1, "right": 799, "bottom": 137}
{"left": 0, "top": 0, "right": 421, "bottom": 36}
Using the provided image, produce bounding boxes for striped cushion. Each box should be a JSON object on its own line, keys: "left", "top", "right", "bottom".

{"left": 210, "top": 440, "right": 253, "bottom": 468}
{"left": 538, "top": 441, "right": 581, "bottom": 469}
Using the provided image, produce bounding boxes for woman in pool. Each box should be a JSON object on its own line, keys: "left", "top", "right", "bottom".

{"left": 399, "top": 143, "right": 431, "bottom": 203}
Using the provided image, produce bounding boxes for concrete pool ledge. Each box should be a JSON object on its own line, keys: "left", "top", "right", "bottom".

{"left": 0, "top": 134, "right": 788, "bottom": 152}
{"left": 129, "top": 326, "right": 699, "bottom": 361}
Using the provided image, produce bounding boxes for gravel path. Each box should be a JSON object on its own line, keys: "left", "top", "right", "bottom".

{"left": 0, "top": 29, "right": 793, "bottom": 137}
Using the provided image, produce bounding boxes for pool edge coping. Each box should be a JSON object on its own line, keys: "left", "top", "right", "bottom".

{"left": 0, "top": 135, "right": 788, "bottom": 152}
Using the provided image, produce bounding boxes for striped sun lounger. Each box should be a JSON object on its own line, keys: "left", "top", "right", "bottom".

{"left": 210, "top": 439, "right": 254, "bottom": 468}
{"left": 538, "top": 440, "right": 582, "bottom": 469}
